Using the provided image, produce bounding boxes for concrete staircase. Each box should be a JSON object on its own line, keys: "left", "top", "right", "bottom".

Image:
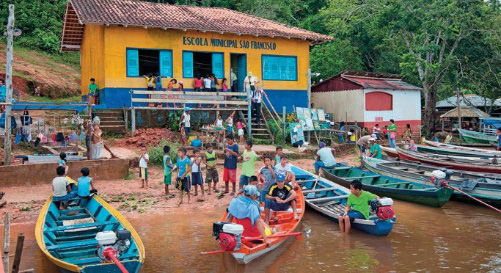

{"left": 94, "top": 109, "right": 126, "bottom": 134}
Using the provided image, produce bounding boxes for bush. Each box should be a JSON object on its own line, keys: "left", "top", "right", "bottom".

{"left": 147, "top": 139, "right": 181, "bottom": 167}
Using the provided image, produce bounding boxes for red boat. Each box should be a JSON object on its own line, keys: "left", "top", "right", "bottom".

{"left": 396, "top": 148, "right": 501, "bottom": 174}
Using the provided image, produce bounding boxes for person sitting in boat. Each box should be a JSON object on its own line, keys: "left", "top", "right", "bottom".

{"left": 77, "top": 167, "right": 97, "bottom": 206}
{"left": 52, "top": 166, "right": 77, "bottom": 210}
{"left": 407, "top": 139, "right": 418, "bottom": 152}
{"left": 226, "top": 185, "right": 272, "bottom": 245}
{"left": 314, "top": 142, "right": 337, "bottom": 175}
{"left": 444, "top": 132, "right": 453, "bottom": 144}
{"left": 275, "top": 154, "right": 298, "bottom": 189}
{"left": 264, "top": 174, "right": 299, "bottom": 225}
{"left": 339, "top": 180, "right": 379, "bottom": 234}
{"left": 369, "top": 138, "right": 382, "bottom": 159}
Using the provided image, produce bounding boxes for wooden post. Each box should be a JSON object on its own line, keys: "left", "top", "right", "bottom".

{"left": 131, "top": 108, "right": 136, "bottom": 134}
{"left": 456, "top": 89, "right": 462, "bottom": 129}
{"left": 282, "top": 106, "right": 286, "bottom": 144}
{"left": 11, "top": 233, "right": 25, "bottom": 273}
{"left": 3, "top": 5, "right": 15, "bottom": 166}
{"left": 3, "top": 212, "right": 10, "bottom": 271}
{"left": 307, "top": 68, "right": 312, "bottom": 108}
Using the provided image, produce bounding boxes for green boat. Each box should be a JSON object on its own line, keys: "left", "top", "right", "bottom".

{"left": 321, "top": 165, "right": 454, "bottom": 207}
{"left": 416, "top": 144, "right": 496, "bottom": 158}
{"left": 458, "top": 128, "right": 496, "bottom": 144}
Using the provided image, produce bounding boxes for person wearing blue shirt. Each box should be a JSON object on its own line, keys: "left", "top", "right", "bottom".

{"left": 176, "top": 147, "right": 191, "bottom": 205}
{"left": 0, "top": 79, "right": 6, "bottom": 102}
{"left": 77, "top": 167, "right": 96, "bottom": 206}
{"left": 497, "top": 127, "right": 501, "bottom": 151}
{"left": 314, "top": 142, "right": 337, "bottom": 175}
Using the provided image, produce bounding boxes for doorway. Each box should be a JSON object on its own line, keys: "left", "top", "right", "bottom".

{"left": 230, "top": 54, "right": 247, "bottom": 92}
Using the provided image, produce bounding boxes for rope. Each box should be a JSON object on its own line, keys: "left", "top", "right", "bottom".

{"left": 445, "top": 184, "right": 501, "bottom": 213}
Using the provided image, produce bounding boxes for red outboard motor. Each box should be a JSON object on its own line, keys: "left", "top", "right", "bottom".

{"left": 369, "top": 198, "right": 395, "bottom": 220}
{"left": 212, "top": 222, "right": 244, "bottom": 252}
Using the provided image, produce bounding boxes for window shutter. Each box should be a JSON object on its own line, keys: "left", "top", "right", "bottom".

{"left": 183, "top": 51, "right": 193, "bottom": 78}
{"left": 212, "top": 53, "right": 224, "bottom": 79}
{"left": 126, "top": 49, "right": 139, "bottom": 77}
{"left": 159, "top": 51, "right": 173, "bottom": 77}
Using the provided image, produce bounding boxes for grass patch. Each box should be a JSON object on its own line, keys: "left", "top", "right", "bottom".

{"left": 148, "top": 140, "right": 181, "bottom": 167}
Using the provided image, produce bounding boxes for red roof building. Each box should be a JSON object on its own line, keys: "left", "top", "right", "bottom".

{"left": 312, "top": 71, "right": 422, "bottom": 136}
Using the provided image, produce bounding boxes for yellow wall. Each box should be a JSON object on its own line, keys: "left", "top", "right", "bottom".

{"left": 81, "top": 25, "right": 105, "bottom": 95}
{"left": 81, "top": 26, "right": 310, "bottom": 94}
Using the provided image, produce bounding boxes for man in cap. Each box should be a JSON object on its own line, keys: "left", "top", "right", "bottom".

{"left": 369, "top": 138, "right": 382, "bottom": 159}
{"left": 264, "top": 174, "right": 299, "bottom": 225}
{"left": 357, "top": 133, "right": 377, "bottom": 156}
{"left": 314, "top": 142, "right": 337, "bottom": 175}
{"left": 179, "top": 107, "right": 191, "bottom": 136}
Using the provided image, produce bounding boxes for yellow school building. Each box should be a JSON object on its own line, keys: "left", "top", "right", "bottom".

{"left": 61, "top": 0, "right": 331, "bottom": 110}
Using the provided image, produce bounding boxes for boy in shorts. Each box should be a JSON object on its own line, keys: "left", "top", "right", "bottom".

{"left": 258, "top": 155, "right": 276, "bottom": 202}
{"left": 204, "top": 143, "right": 219, "bottom": 194}
{"left": 176, "top": 148, "right": 191, "bottom": 205}
{"left": 52, "top": 166, "right": 77, "bottom": 210}
{"left": 139, "top": 146, "right": 149, "bottom": 188}
{"left": 223, "top": 134, "right": 239, "bottom": 195}
{"left": 274, "top": 146, "right": 283, "bottom": 166}
{"left": 339, "top": 180, "right": 379, "bottom": 234}
{"left": 239, "top": 140, "right": 258, "bottom": 191}
{"left": 163, "top": 146, "right": 176, "bottom": 198}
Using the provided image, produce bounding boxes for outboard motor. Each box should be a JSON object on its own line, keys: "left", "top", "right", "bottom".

{"left": 212, "top": 222, "right": 244, "bottom": 252}
{"left": 431, "top": 170, "right": 448, "bottom": 187}
{"left": 369, "top": 198, "right": 395, "bottom": 220}
{"left": 95, "top": 229, "right": 132, "bottom": 262}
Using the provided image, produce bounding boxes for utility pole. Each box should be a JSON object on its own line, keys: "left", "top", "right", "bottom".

{"left": 456, "top": 89, "right": 462, "bottom": 129}
{"left": 3, "top": 5, "right": 15, "bottom": 165}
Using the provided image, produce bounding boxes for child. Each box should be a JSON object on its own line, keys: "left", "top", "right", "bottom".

{"left": 226, "top": 111, "right": 235, "bottom": 134}
{"left": 176, "top": 148, "right": 191, "bottom": 205}
{"left": 347, "top": 128, "right": 356, "bottom": 144}
{"left": 338, "top": 180, "right": 379, "bottom": 234}
{"left": 203, "top": 74, "right": 212, "bottom": 91}
{"left": 274, "top": 146, "right": 283, "bottom": 166}
{"left": 77, "top": 167, "right": 96, "bottom": 206}
{"left": 144, "top": 74, "right": 155, "bottom": 90}
{"left": 163, "top": 146, "right": 176, "bottom": 198}
{"left": 88, "top": 78, "right": 98, "bottom": 105}
{"left": 59, "top": 152, "right": 68, "bottom": 175}
{"left": 215, "top": 114, "right": 224, "bottom": 142}
{"left": 237, "top": 175, "right": 259, "bottom": 196}
{"left": 204, "top": 143, "right": 219, "bottom": 194}
{"left": 224, "top": 134, "right": 239, "bottom": 195}
{"left": 155, "top": 73, "right": 163, "bottom": 91}
{"left": 52, "top": 166, "right": 76, "bottom": 210}
{"left": 497, "top": 127, "right": 501, "bottom": 151}
{"left": 139, "top": 147, "right": 149, "bottom": 188}
{"left": 167, "top": 79, "right": 177, "bottom": 91}
{"left": 237, "top": 119, "right": 246, "bottom": 145}
{"left": 222, "top": 78, "right": 229, "bottom": 107}
{"left": 180, "top": 124, "right": 187, "bottom": 147}
{"left": 240, "top": 140, "right": 258, "bottom": 190}
{"left": 191, "top": 149, "right": 205, "bottom": 198}
{"left": 444, "top": 132, "right": 453, "bottom": 144}
{"left": 258, "top": 155, "right": 276, "bottom": 202}
{"left": 193, "top": 75, "right": 203, "bottom": 92}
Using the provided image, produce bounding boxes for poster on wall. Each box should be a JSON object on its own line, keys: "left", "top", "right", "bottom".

{"left": 289, "top": 123, "right": 305, "bottom": 145}
{"left": 317, "top": 109, "right": 326, "bottom": 122}
{"left": 311, "top": 108, "right": 319, "bottom": 121}
{"left": 298, "top": 107, "right": 313, "bottom": 131}
{"left": 296, "top": 107, "right": 308, "bottom": 131}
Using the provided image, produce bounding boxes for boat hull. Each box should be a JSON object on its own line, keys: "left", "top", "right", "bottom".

{"left": 458, "top": 129, "right": 496, "bottom": 144}
{"left": 293, "top": 167, "right": 395, "bottom": 236}
{"left": 231, "top": 240, "right": 285, "bottom": 264}
{"left": 362, "top": 157, "right": 501, "bottom": 208}
{"left": 57, "top": 261, "right": 141, "bottom": 273}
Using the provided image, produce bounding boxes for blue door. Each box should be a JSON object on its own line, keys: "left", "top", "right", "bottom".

{"left": 236, "top": 55, "right": 247, "bottom": 92}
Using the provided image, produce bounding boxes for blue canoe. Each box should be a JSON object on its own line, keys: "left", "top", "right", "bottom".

{"left": 35, "top": 180, "right": 145, "bottom": 273}
{"left": 293, "top": 166, "right": 396, "bottom": 236}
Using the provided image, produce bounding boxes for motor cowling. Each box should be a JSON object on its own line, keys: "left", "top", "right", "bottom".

{"left": 95, "top": 229, "right": 132, "bottom": 262}
{"left": 369, "top": 198, "right": 395, "bottom": 220}
{"left": 212, "top": 222, "right": 243, "bottom": 251}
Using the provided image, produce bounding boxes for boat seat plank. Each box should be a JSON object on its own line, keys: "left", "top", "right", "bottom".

{"left": 343, "top": 175, "right": 380, "bottom": 181}
{"left": 303, "top": 187, "right": 337, "bottom": 193}
{"left": 296, "top": 179, "right": 318, "bottom": 184}
{"left": 54, "top": 233, "right": 96, "bottom": 242}
{"left": 46, "top": 238, "right": 98, "bottom": 251}
{"left": 309, "top": 195, "right": 349, "bottom": 203}
{"left": 58, "top": 212, "right": 92, "bottom": 221}
{"left": 327, "top": 166, "right": 353, "bottom": 170}
{"left": 378, "top": 182, "right": 410, "bottom": 187}
{"left": 44, "top": 220, "right": 118, "bottom": 232}
{"left": 64, "top": 253, "right": 139, "bottom": 266}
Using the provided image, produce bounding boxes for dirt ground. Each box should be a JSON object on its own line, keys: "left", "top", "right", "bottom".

{"left": 0, "top": 144, "right": 359, "bottom": 224}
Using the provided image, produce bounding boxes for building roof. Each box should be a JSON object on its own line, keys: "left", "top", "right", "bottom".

{"left": 436, "top": 94, "right": 501, "bottom": 108}
{"left": 312, "top": 70, "right": 421, "bottom": 93}
{"left": 440, "top": 106, "right": 490, "bottom": 119}
{"left": 61, "top": 0, "right": 332, "bottom": 51}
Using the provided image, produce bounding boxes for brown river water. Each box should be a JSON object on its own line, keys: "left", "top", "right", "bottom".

{"left": 1, "top": 200, "right": 500, "bottom": 272}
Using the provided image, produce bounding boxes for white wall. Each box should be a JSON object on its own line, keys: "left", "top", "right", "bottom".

{"left": 363, "top": 89, "right": 421, "bottom": 122}
{"left": 312, "top": 90, "right": 364, "bottom": 122}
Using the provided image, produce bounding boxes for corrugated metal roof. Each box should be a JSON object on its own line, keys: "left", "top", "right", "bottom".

{"left": 342, "top": 76, "right": 421, "bottom": 91}
{"left": 437, "top": 94, "right": 501, "bottom": 108}
{"left": 66, "top": 0, "right": 332, "bottom": 41}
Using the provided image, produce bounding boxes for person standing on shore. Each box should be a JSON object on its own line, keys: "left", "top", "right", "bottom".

{"left": 223, "top": 134, "right": 239, "bottom": 196}
{"left": 388, "top": 119, "right": 397, "bottom": 148}
{"left": 139, "top": 147, "right": 149, "bottom": 188}
{"left": 204, "top": 144, "right": 219, "bottom": 194}
{"left": 496, "top": 128, "right": 501, "bottom": 151}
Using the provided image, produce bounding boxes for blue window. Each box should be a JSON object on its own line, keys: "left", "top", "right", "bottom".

{"left": 183, "top": 51, "right": 224, "bottom": 78}
{"left": 262, "top": 55, "right": 297, "bottom": 81}
{"left": 126, "top": 48, "right": 172, "bottom": 77}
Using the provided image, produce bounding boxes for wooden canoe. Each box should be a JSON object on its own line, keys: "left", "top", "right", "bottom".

{"left": 221, "top": 182, "right": 305, "bottom": 264}
{"left": 381, "top": 146, "right": 398, "bottom": 158}
{"left": 321, "top": 165, "right": 454, "bottom": 207}
{"left": 36, "top": 180, "right": 145, "bottom": 273}
{"left": 458, "top": 128, "right": 497, "bottom": 144}
{"left": 397, "top": 147, "right": 501, "bottom": 174}
{"left": 423, "top": 140, "right": 501, "bottom": 157}
{"left": 362, "top": 156, "right": 501, "bottom": 208}
{"left": 293, "top": 166, "right": 396, "bottom": 236}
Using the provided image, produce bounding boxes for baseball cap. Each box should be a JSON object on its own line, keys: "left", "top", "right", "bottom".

{"left": 184, "top": 107, "right": 191, "bottom": 111}
{"left": 276, "top": 174, "right": 286, "bottom": 181}
{"left": 319, "top": 142, "right": 326, "bottom": 148}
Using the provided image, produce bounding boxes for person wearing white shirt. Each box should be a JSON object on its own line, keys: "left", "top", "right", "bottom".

{"left": 139, "top": 146, "right": 150, "bottom": 188}
{"left": 275, "top": 154, "right": 297, "bottom": 188}
{"left": 203, "top": 75, "right": 212, "bottom": 91}
{"left": 314, "top": 142, "right": 337, "bottom": 175}
{"left": 251, "top": 87, "right": 264, "bottom": 124}
{"left": 243, "top": 72, "right": 259, "bottom": 94}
